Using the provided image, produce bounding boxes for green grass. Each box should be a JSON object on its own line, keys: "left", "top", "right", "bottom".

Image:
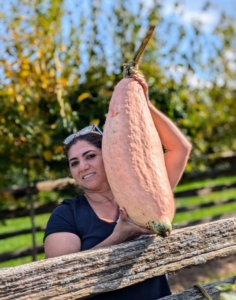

{"left": 0, "top": 253, "right": 45, "bottom": 268}
{"left": 0, "top": 213, "right": 50, "bottom": 267}
{"left": 0, "top": 232, "right": 45, "bottom": 253}
{"left": 175, "top": 188, "right": 236, "bottom": 207}
{"left": 0, "top": 213, "right": 50, "bottom": 234}
{"left": 1, "top": 175, "right": 236, "bottom": 268}
{"left": 173, "top": 201, "right": 236, "bottom": 224}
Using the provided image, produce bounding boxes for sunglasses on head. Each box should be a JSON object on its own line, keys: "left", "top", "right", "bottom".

{"left": 63, "top": 125, "right": 103, "bottom": 145}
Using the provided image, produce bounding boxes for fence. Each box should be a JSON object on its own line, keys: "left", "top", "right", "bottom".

{"left": 0, "top": 217, "right": 235, "bottom": 299}
{"left": 0, "top": 160, "right": 236, "bottom": 298}
{"left": 1, "top": 166, "right": 236, "bottom": 263}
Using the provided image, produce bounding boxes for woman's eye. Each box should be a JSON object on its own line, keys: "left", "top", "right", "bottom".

{"left": 71, "top": 161, "right": 78, "bottom": 167}
{"left": 87, "top": 154, "right": 95, "bottom": 160}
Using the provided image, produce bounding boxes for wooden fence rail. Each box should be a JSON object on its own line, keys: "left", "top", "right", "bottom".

{"left": 1, "top": 211, "right": 236, "bottom": 263}
{"left": 1, "top": 175, "right": 236, "bottom": 264}
{"left": 2, "top": 159, "right": 236, "bottom": 200}
{"left": 163, "top": 277, "right": 236, "bottom": 300}
{"left": 0, "top": 218, "right": 235, "bottom": 299}
{"left": 1, "top": 182, "right": 236, "bottom": 220}
{"left": 1, "top": 208, "right": 235, "bottom": 242}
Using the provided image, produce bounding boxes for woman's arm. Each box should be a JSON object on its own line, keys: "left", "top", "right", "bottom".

{"left": 44, "top": 209, "right": 153, "bottom": 256}
{"left": 148, "top": 102, "right": 192, "bottom": 189}
{"left": 132, "top": 74, "right": 192, "bottom": 189}
{"left": 44, "top": 232, "right": 81, "bottom": 258}
{"left": 91, "top": 208, "right": 154, "bottom": 249}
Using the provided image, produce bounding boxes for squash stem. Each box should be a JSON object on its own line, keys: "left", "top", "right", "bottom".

{"left": 123, "top": 25, "right": 156, "bottom": 78}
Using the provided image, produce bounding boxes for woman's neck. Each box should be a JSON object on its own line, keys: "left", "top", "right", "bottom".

{"left": 84, "top": 188, "right": 114, "bottom": 204}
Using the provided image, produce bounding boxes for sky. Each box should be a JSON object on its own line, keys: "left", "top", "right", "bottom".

{"left": 158, "top": 0, "right": 236, "bottom": 86}
{"left": 162, "top": 0, "right": 236, "bottom": 32}
{"left": 0, "top": 0, "right": 235, "bottom": 86}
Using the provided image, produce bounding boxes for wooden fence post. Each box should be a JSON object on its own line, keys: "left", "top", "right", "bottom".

{"left": 27, "top": 177, "right": 37, "bottom": 262}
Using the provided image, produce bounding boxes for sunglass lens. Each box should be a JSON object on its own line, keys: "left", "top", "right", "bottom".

{"left": 79, "top": 125, "right": 94, "bottom": 135}
{"left": 64, "top": 134, "right": 75, "bottom": 145}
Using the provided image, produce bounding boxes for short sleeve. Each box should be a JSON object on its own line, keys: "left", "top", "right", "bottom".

{"left": 43, "top": 200, "right": 78, "bottom": 242}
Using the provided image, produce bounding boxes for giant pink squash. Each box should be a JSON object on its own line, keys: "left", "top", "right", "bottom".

{"left": 102, "top": 78, "right": 175, "bottom": 236}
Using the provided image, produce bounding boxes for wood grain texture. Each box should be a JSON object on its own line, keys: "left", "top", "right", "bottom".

{"left": 162, "top": 277, "right": 236, "bottom": 300}
{"left": 0, "top": 218, "right": 235, "bottom": 299}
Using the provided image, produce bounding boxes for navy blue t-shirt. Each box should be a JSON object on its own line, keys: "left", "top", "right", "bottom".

{"left": 44, "top": 195, "right": 171, "bottom": 299}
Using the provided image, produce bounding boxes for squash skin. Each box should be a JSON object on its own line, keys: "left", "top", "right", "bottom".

{"left": 102, "top": 78, "right": 175, "bottom": 236}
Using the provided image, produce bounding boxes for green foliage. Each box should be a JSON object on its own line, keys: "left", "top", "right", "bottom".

{"left": 216, "top": 283, "right": 236, "bottom": 300}
{"left": 0, "top": 0, "right": 236, "bottom": 206}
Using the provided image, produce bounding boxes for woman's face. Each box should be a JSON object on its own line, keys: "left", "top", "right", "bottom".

{"left": 68, "top": 140, "right": 109, "bottom": 191}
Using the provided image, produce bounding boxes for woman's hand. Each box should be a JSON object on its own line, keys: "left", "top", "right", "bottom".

{"left": 111, "top": 207, "right": 154, "bottom": 244}
{"left": 131, "top": 73, "right": 150, "bottom": 103}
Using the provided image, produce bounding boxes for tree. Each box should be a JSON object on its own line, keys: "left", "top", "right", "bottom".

{"left": 0, "top": 0, "right": 236, "bottom": 207}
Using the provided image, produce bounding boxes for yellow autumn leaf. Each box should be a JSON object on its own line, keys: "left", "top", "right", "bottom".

{"left": 56, "top": 65, "right": 63, "bottom": 70}
{"left": 11, "top": 33, "right": 18, "bottom": 39}
{"left": 53, "top": 145, "right": 63, "bottom": 154}
{"left": 42, "top": 134, "right": 51, "bottom": 146}
{"left": 20, "top": 70, "right": 30, "bottom": 77}
{"left": 43, "top": 150, "right": 53, "bottom": 161}
{"left": 20, "top": 136, "right": 27, "bottom": 142}
{"left": 42, "top": 82, "right": 48, "bottom": 89}
{"left": 78, "top": 92, "right": 89, "bottom": 102}
{"left": 34, "top": 64, "right": 41, "bottom": 75}
{"left": 49, "top": 69, "right": 56, "bottom": 77}
{"left": 22, "top": 58, "right": 29, "bottom": 64}
{"left": 90, "top": 119, "right": 100, "bottom": 126}
{"left": 18, "top": 104, "right": 25, "bottom": 111}
{"left": 57, "top": 78, "right": 68, "bottom": 86}
{"left": 7, "top": 87, "right": 14, "bottom": 95}
{"left": 16, "top": 95, "right": 22, "bottom": 102}
{"left": 22, "top": 64, "right": 30, "bottom": 70}
{"left": 185, "top": 163, "right": 192, "bottom": 172}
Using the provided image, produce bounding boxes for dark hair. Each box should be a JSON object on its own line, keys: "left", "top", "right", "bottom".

{"left": 64, "top": 132, "right": 102, "bottom": 166}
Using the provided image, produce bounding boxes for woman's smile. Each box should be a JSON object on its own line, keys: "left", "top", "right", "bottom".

{"left": 83, "top": 173, "right": 96, "bottom": 180}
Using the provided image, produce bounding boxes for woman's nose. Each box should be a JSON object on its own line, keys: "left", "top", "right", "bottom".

{"left": 79, "top": 160, "right": 89, "bottom": 171}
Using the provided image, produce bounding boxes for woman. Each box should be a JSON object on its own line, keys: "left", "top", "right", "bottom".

{"left": 44, "top": 74, "right": 192, "bottom": 299}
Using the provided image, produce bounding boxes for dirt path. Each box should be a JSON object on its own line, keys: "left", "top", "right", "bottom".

{"left": 168, "top": 254, "right": 236, "bottom": 294}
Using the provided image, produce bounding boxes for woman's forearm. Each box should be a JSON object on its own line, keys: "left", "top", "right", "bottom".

{"left": 148, "top": 102, "right": 192, "bottom": 151}
{"left": 91, "top": 210, "right": 154, "bottom": 250}
{"left": 91, "top": 234, "right": 119, "bottom": 250}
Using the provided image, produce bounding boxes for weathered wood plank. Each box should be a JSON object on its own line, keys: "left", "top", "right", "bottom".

{"left": 0, "top": 211, "right": 234, "bottom": 263}
{"left": 162, "top": 276, "right": 236, "bottom": 300}
{"left": 0, "top": 218, "right": 235, "bottom": 299}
